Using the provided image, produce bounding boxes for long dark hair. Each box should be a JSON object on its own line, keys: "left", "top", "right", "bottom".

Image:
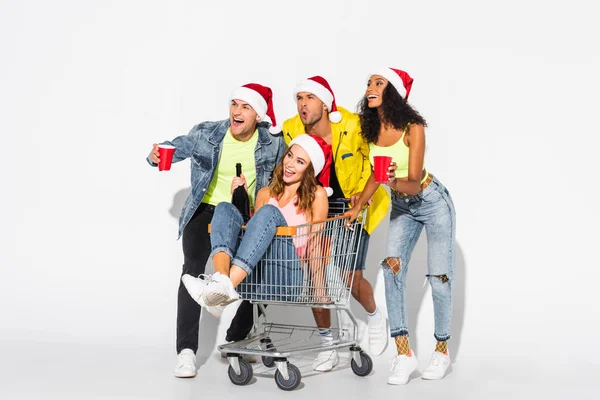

{"left": 269, "top": 146, "right": 319, "bottom": 219}
{"left": 357, "top": 83, "right": 427, "bottom": 143}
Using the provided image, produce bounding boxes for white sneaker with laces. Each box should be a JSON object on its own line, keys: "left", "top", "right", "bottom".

{"left": 312, "top": 350, "right": 339, "bottom": 372}
{"left": 181, "top": 274, "right": 212, "bottom": 307}
{"left": 387, "top": 353, "right": 418, "bottom": 385}
{"left": 368, "top": 317, "right": 388, "bottom": 356}
{"left": 202, "top": 272, "right": 240, "bottom": 307}
{"left": 174, "top": 348, "right": 196, "bottom": 378}
{"left": 421, "top": 351, "right": 450, "bottom": 380}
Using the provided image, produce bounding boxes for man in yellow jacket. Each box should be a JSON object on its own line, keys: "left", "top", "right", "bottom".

{"left": 225, "top": 76, "right": 391, "bottom": 369}
{"left": 284, "top": 76, "right": 390, "bottom": 371}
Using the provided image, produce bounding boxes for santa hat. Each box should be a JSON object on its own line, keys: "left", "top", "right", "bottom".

{"left": 367, "top": 67, "right": 414, "bottom": 100}
{"left": 293, "top": 76, "right": 342, "bottom": 123}
{"left": 230, "top": 83, "right": 281, "bottom": 134}
{"left": 288, "top": 134, "right": 334, "bottom": 197}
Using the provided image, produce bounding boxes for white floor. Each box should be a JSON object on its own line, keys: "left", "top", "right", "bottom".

{"left": 2, "top": 332, "right": 598, "bottom": 400}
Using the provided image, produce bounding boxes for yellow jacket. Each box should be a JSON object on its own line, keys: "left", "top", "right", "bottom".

{"left": 282, "top": 106, "right": 390, "bottom": 234}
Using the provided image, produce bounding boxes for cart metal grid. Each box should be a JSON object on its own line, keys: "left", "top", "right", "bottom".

{"left": 218, "top": 200, "right": 373, "bottom": 390}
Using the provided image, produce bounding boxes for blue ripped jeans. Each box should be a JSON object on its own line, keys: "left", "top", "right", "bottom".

{"left": 210, "top": 202, "right": 303, "bottom": 302}
{"left": 383, "top": 176, "right": 456, "bottom": 342}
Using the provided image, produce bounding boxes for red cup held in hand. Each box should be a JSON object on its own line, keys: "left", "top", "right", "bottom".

{"left": 373, "top": 155, "right": 392, "bottom": 183}
{"left": 157, "top": 145, "right": 176, "bottom": 171}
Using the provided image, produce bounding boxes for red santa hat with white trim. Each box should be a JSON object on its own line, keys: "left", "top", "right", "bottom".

{"left": 367, "top": 67, "right": 414, "bottom": 100}
{"left": 230, "top": 83, "right": 281, "bottom": 134}
{"left": 293, "top": 76, "right": 342, "bottom": 123}
{"left": 288, "top": 133, "right": 334, "bottom": 197}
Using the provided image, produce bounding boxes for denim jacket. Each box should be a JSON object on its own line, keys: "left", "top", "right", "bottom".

{"left": 147, "top": 119, "right": 286, "bottom": 239}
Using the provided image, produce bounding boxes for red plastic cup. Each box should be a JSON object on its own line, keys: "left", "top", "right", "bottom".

{"left": 373, "top": 155, "right": 392, "bottom": 183}
{"left": 157, "top": 145, "right": 176, "bottom": 171}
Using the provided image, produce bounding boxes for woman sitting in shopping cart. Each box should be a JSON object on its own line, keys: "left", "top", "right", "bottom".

{"left": 181, "top": 133, "right": 332, "bottom": 315}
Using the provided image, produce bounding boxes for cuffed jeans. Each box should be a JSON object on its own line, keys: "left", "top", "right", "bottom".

{"left": 210, "top": 202, "right": 303, "bottom": 302}
{"left": 383, "top": 176, "right": 456, "bottom": 342}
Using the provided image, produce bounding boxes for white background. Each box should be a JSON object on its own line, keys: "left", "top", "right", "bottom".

{"left": 1, "top": 0, "right": 599, "bottom": 398}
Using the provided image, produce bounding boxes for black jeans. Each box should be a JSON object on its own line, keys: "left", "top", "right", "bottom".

{"left": 226, "top": 300, "right": 265, "bottom": 342}
{"left": 176, "top": 203, "right": 214, "bottom": 353}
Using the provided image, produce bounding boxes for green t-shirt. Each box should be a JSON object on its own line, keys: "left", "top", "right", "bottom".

{"left": 204, "top": 129, "right": 258, "bottom": 207}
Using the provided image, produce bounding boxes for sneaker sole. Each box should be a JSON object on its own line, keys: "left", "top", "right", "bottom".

{"left": 205, "top": 306, "right": 224, "bottom": 318}
{"left": 203, "top": 291, "right": 238, "bottom": 307}
{"left": 387, "top": 378, "right": 410, "bottom": 385}
{"left": 421, "top": 370, "right": 448, "bottom": 380}
{"left": 421, "top": 375, "right": 444, "bottom": 380}
{"left": 174, "top": 370, "right": 197, "bottom": 378}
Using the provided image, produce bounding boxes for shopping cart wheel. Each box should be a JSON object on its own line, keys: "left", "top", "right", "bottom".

{"left": 228, "top": 358, "right": 253, "bottom": 386}
{"left": 260, "top": 338, "right": 276, "bottom": 368}
{"left": 274, "top": 363, "right": 301, "bottom": 391}
{"left": 262, "top": 355, "right": 276, "bottom": 368}
{"left": 350, "top": 352, "right": 373, "bottom": 377}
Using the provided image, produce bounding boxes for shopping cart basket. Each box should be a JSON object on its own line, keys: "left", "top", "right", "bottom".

{"left": 217, "top": 200, "right": 372, "bottom": 390}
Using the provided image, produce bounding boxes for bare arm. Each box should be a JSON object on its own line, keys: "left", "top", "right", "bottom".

{"left": 253, "top": 187, "right": 271, "bottom": 214}
{"left": 310, "top": 186, "right": 329, "bottom": 223}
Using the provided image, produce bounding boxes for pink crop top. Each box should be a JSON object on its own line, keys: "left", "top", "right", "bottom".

{"left": 267, "top": 196, "right": 308, "bottom": 257}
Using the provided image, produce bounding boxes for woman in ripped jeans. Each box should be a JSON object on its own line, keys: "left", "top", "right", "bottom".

{"left": 346, "top": 67, "right": 456, "bottom": 385}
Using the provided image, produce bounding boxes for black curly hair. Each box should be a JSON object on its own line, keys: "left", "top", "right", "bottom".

{"left": 357, "top": 83, "right": 427, "bottom": 143}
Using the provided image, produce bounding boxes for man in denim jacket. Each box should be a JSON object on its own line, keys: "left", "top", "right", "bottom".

{"left": 147, "top": 83, "right": 285, "bottom": 378}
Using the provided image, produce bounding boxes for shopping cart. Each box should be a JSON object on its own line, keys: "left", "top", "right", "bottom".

{"left": 217, "top": 200, "right": 372, "bottom": 391}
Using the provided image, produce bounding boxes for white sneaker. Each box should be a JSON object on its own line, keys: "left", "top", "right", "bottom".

{"left": 421, "top": 351, "right": 451, "bottom": 380}
{"left": 387, "top": 353, "right": 418, "bottom": 385}
{"left": 367, "top": 317, "right": 388, "bottom": 356}
{"left": 181, "top": 274, "right": 211, "bottom": 307}
{"left": 205, "top": 304, "right": 226, "bottom": 318}
{"left": 174, "top": 349, "right": 196, "bottom": 378}
{"left": 312, "top": 350, "right": 339, "bottom": 372}
{"left": 202, "top": 272, "right": 240, "bottom": 307}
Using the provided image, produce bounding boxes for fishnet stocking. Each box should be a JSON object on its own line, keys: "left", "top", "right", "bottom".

{"left": 394, "top": 335, "right": 411, "bottom": 355}
{"left": 435, "top": 341, "right": 448, "bottom": 354}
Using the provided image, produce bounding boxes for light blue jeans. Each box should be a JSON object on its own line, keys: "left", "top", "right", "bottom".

{"left": 210, "top": 202, "right": 303, "bottom": 302}
{"left": 383, "top": 176, "right": 456, "bottom": 342}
